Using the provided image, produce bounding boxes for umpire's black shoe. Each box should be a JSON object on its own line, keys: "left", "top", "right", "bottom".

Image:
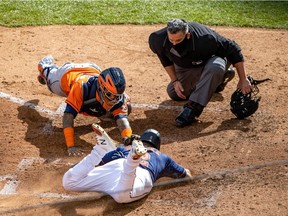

{"left": 215, "top": 68, "right": 235, "bottom": 93}
{"left": 175, "top": 101, "right": 204, "bottom": 128}
{"left": 175, "top": 107, "right": 196, "bottom": 127}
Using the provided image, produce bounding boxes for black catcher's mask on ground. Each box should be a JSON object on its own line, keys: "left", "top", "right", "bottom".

{"left": 230, "top": 75, "right": 271, "bottom": 119}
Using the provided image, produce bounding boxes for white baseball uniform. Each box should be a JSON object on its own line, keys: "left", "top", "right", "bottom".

{"left": 62, "top": 145, "right": 153, "bottom": 203}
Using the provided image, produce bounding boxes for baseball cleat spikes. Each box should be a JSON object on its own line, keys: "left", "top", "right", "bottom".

{"left": 131, "top": 139, "right": 147, "bottom": 159}
{"left": 37, "top": 55, "right": 57, "bottom": 85}
{"left": 92, "top": 123, "right": 117, "bottom": 152}
{"left": 38, "top": 55, "right": 55, "bottom": 74}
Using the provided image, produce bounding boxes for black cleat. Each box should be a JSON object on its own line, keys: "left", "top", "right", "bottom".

{"left": 175, "top": 101, "right": 204, "bottom": 128}
{"left": 175, "top": 107, "right": 196, "bottom": 127}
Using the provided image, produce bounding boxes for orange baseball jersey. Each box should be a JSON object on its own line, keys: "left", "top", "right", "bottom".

{"left": 44, "top": 62, "right": 131, "bottom": 138}
{"left": 62, "top": 67, "right": 100, "bottom": 114}
{"left": 60, "top": 66, "right": 129, "bottom": 119}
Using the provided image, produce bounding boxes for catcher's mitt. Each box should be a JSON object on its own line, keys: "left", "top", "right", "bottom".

{"left": 230, "top": 75, "right": 271, "bottom": 119}
{"left": 122, "top": 134, "right": 141, "bottom": 146}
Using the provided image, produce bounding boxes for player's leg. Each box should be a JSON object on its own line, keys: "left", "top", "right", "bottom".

{"left": 112, "top": 140, "right": 153, "bottom": 203}
{"left": 175, "top": 56, "right": 227, "bottom": 127}
{"left": 87, "top": 62, "right": 102, "bottom": 72}
{"left": 45, "top": 62, "right": 72, "bottom": 97}
{"left": 166, "top": 64, "right": 203, "bottom": 101}
{"left": 37, "top": 55, "right": 55, "bottom": 84}
{"left": 189, "top": 56, "right": 227, "bottom": 105}
{"left": 62, "top": 144, "right": 107, "bottom": 191}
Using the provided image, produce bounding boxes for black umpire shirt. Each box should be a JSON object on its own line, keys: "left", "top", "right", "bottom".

{"left": 149, "top": 22, "right": 244, "bottom": 68}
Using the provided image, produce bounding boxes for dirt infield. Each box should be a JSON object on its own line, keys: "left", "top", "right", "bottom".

{"left": 0, "top": 25, "right": 287, "bottom": 216}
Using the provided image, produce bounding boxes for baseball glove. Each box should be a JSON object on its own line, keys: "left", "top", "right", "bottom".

{"left": 122, "top": 134, "right": 141, "bottom": 146}
{"left": 230, "top": 75, "right": 271, "bottom": 119}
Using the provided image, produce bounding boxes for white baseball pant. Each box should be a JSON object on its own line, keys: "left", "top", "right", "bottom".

{"left": 62, "top": 145, "right": 153, "bottom": 203}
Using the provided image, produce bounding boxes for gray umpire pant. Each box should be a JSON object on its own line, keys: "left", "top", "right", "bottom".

{"left": 167, "top": 56, "right": 228, "bottom": 107}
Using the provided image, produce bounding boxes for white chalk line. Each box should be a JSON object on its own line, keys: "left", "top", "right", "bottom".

{"left": 0, "top": 91, "right": 224, "bottom": 117}
{"left": 0, "top": 157, "right": 46, "bottom": 195}
{"left": 0, "top": 157, "right": 74, "bottom": 196}
{"left": 0, "top": 179, "right": 19, "bottom": 195}
{"left": 0, "top": 92, "right": 60, "bottom": 116}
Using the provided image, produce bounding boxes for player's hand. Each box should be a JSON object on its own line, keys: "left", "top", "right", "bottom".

{"left": 67, "top": 146, "right": 84, "bottom": 156}
{"left": 173, "top": 81, "right": 186, "bottom": 99}
{"left": 237, "top": 77, "right": 252, "bottom": 94}
{"left": 122, "top": 134, "right": 141, "bottom": 146}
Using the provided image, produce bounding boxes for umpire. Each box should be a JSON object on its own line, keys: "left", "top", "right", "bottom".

{"left": 149, "top": 18, "right": 252, "bottom": 127}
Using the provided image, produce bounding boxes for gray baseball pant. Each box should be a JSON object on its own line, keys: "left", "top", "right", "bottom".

{"left": 167, "top": 56, "right": 228, "bottom": 107}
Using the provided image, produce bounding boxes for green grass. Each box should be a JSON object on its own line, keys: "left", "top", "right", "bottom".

{"left": 0, "top": 0, "right": 287, "bottom": 29}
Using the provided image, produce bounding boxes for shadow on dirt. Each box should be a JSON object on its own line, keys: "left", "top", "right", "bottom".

{"left": 17, "top": 99, "right": 93, "bottom": 158}
{"left": 105, "top": 99, "right": 252, "bottom": 146}
{"left": 52, "top": 194, "right": 147, "bottom": 216}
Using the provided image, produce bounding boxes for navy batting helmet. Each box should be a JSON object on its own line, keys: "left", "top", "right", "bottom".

{"left": 140, "top": 129, "right": 161, "bottom": 150}
{"left": 98, "top": 67, "right": 126, "bottom": 105}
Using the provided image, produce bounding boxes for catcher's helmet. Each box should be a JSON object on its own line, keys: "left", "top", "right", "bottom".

{"left": 140, "top": 129, "right": 161, "bottom": 150}
{"left": 230, "top": 89, "right": 260, "bottom": 119}
{"left": 230, "top": 75, "right": 271, "bottom": 119}
{"left": 98, "top": 67, "right": 126, "bottom": 105}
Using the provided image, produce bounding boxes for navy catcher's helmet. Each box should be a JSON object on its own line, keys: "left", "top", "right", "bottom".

{"left": 98, "top": 67, "right": 126, "bottom": 105}
{"left": 140, "top": 129, "right": 161, "bottom": 150}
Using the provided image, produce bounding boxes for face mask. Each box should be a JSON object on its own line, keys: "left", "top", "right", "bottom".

{"left": 173, "top": 36, "right": 189, "bottom": 51}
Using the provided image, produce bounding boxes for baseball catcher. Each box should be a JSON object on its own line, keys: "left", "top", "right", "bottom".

{"left": 37, "top": 55, "right": 133, "bottom": 156}
{"left": 230, "top": 75, "right": 271, "bottom": 119}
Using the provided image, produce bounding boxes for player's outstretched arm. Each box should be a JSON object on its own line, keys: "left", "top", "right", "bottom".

{"left": 63, "top": 112, "right": 84, "bottom": 156}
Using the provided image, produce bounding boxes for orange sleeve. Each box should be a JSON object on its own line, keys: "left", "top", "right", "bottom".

{"left": 121, "top": 128, "right": 132, "bottom": 138}
{"left": 65, "top": 81, "right": 83, "bottom": 113}
{"left": 63, "top": 127, "right": 75, "bottom": 147}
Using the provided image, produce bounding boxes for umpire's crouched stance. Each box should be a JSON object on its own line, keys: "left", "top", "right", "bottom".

{"left": 149, "top": 19, "right": 252, "bottom": 127}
